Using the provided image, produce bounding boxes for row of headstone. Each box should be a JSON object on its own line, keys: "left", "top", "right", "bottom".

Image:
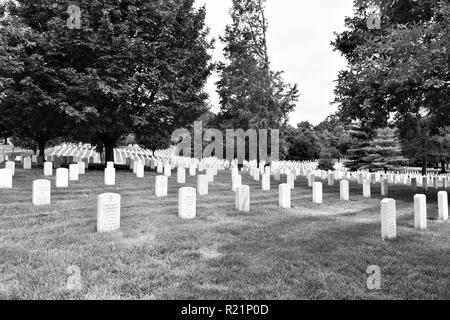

{"left": 97, "top": 187, "right": 199, "bottom": 234}
{"left": 381, "top": 191, "right": 449, "bottom": 240}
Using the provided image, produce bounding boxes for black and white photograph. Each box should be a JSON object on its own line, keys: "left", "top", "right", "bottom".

{"left": 0, "top": 0, "right": 449, "bottom": 306}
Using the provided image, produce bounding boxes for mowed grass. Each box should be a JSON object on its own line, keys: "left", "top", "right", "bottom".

{"left": 0, "top": 165, "right": 449, "bottom": 300}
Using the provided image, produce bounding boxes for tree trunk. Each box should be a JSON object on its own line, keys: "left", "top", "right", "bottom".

{"left": 3, "top": 137, "right": 8, "bottom": 145}
{"left": 104, "top": 141, "right": 115, "bottom": 163}
{"left": 38, "top": 139, "right": 47, "bottom": 164}
{"left": 441, "top": 160, "right": 447, "bottom": 174}
{"left": 422, "top": 154, "right": 427, "bottom": 176}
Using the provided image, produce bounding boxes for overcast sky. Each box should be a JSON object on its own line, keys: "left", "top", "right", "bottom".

{"left": 195, "top": 0, "right": 355, "bottom": 126}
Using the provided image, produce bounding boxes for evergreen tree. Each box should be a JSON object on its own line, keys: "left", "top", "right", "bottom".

{"left": 365, "top": 128, "right": 407, "bottom": 172}
{"left": 344, "top": 123, "right": 373, "bottom": 171}
{"left": 216, "top": 0, "right": 298, "bottom": 131}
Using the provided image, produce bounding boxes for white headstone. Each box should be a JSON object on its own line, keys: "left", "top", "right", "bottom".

{"left": 23, "top": 157, "right": 32, "bottom": 170}
{"left": 97, "top": 193, "right": 121, "bottom": 233}
{"left": 328, "top": 173, "right": 335, "bottom": 186}
{"left": 287, "top": 173, "right": 295, "bottom": 190}
{"left": 262, "top": 174, "right": 270, "bottom": 191}
{"left": 177, "top": 167, "right": 186, "bottom": 184}
{"left": 197, "top": 175, "right": 209, "bottom": 196}
{"left": 340, "top": 180, "right": 349, "bottom": 201}
{"left": 157, "top": 162, "right": 163, "bottom": 174}
{"left": 381, "top": 179, "right": 389, "bottom": 196}
{"left": 104, "top": 168, "right": 116, "bottom": 186}
{"left": 155, "top": 175, "right": 168, "bottom": 197}
{"left": 164, "top": 163, "right": 172, "bottom": 177}
{"left": 5, "top": 161, "right": 15, "bottom": 176}
{"left": 32, "top": 179, "right": 51, "bottom": 206}
{"left": 178, "top": 187, "right": 196, "bottom": 220}
{"left": 232, "top": 174, "right": 242, "bottom": 192}
{"left": 363, "top": 179, "right": 371, "bottom": 198}
{"left": 0, "top": 169, "right": 12, "bottom": 189}
{"left": 136, "top": 162, "right": 144, "bottom": 178}
{"left": 279, "top": 183, "right": 291, "bottom": 209}
{"left": 381, "top": 198, "right": 396, "bottom": 240}
{"left": 56, "top": 168, "right": 69, "bottom": 188}
{"left": 69, "top": 164, "right": 79, "bottom": 181}
{"left": 414, "top": 194, "right": 427, "bottom": 230}
{"left": 308, "top": 174, "right": 315, "bottom": 187}
{"left": 107, "top": 161, "right": 115, "bottom": 169}
{"left": 438, "top": 191, "right": 448, "bottom": 221}
{"left": 206, "top": 168, "right": 214, "bottom": 183}
{"left": 252, "top": 168, "right": 259, "bottom": 181}
{"left": 77, "top": 161, "right": 86, "bottom": 175}
{"left": 44, "top": 162, "right": 53, "bottom": 176}
{"left": 236, "top": 185, "right": 250, "bottom": 212}
{"left": 313, "top": 182, "right": 323, "bottom": 204}
{"left": 189, "top": 165, "right": 196, "bottom": 176}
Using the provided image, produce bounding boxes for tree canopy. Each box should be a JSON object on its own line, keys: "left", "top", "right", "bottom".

{"left": 0, "top": 0, "right": 213, "bottom": 161}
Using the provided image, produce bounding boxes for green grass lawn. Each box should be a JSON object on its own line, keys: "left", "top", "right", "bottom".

{"left": 0, "top": 165, "right": 449, "bottom": 300}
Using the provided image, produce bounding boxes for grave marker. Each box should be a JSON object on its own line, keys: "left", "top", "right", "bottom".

{"left": 381, "top": 198, "right": 396, "bottom": 240}
{"left": 438, "top": 191, "right": 448, "bottom": 221}
{"left": 340, "top": 180, "right": 349, "bottom": 201}
{"left": 5, "top": 161, "right": 15, "bottom": 176}
{"left": 78, "top": 162, "right": 86, "bottom": 175}
{"left": 262, "top": 174, "right": 270, "bottom": 191}
{"left": 155, "top": 176, "right": 168, "bottom": 197}
{"left": 279, "top": 183, "right": 291, "bottom": 209}
{"left": 363, "top": 179, "right": 371, "bottom": 198}
{"left": 414, "top": 195, "right": 427, "bottom": 230}
{"left": 69, "top": 164, "right": 79, "bottom": 181}
{"left": 44, "top": 162, "right": 53, "bottom": 176}
{"left": 32, "top": 179, "right": 51, "bottom": 206}
{"left": 23, "top": 157, "right": 32, "bottom": 170}
{"left": 236, "top": 185, "right": 250, "bottom": 212}
{"left": 232, "top": 174, "right": 242, "bottom": 192}
{"left": 313, "top": 182, "right": 323, "bottom": 204}
{"left": 97, "top": 193, "right": 121, "bottom": 233}
{"left": 178, "top": 187, "right": 196, "bottom": 220}
{"left": 56, "top": 168, "right": 69, "bottom": 188}
{"left": 164, "top": 163, "right": 172, "bottom": 177}
{"left": 197, "top": 175, "right": 209, "bottom": 196}
{"left": 381, "top": 179, "right": 389, "bottom": 196}
{"left": 287, "top": 173, "right": 295, "bottom": 190}
{"left": 189, "top": 165, "right": 196, "bottom": 176}
{"left": 177, "top": 167, "right": 186, "bottom": 184}
{"left": 104, "top": 168, "right": 116, "bottom": 186}
{"left": 136, "top": 162, "right": 144, "bottom": 178}
{"left": 0, "top": 169, "right": 12, "bottom": 189}
{"left": 328, "top": 173, "right": 335, "bottom": 186}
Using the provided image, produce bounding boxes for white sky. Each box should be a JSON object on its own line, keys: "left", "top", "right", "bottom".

{"left": 195, "top": 0, "right": 355, "bottom": 125}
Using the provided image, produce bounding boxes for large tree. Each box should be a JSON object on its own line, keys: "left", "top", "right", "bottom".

{"left": 216, "top": 0, "right": 298, "bottom": 132}
{"left": 1, "top": 0, "right": 213, "bottom": 162}
{"left": 332, "top": 0, "right": 450, "bottom": 173}
{"left": 0, "top": 9, "right": 69, "bottom": 161}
